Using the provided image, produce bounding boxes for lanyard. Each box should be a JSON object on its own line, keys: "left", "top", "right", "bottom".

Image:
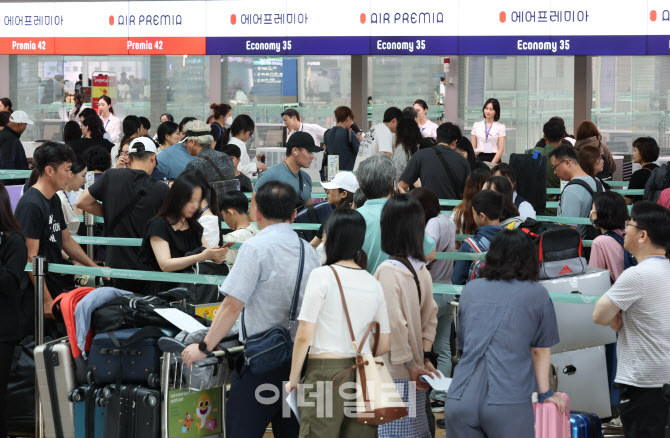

{"left": 483, "top": 121, "right": 493, "bottom": 140}
{"left": 104, "top": 118, "right": 110, "bottom": 130}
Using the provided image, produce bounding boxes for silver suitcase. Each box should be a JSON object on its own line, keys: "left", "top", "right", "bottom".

{"left": 35, "top": 337, "right": 76, "bottom": 438}
{"left": 551, "top": 345, "right": 612, "bottom": 419}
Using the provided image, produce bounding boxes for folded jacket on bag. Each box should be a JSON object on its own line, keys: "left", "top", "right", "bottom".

{"left": 74, "top": 287, "right": 133, "bottom": 357}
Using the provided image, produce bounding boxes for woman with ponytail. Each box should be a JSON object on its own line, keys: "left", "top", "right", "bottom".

{"left": 218, "top": 114, "right": 267, "bottom": 177}
{"left": 68, "top": 93, "right": 87, "bottom": 123}
{"left": 209, "top": 102, "right": 232, "bottom": 144}
{"left": 286, "top": 208, "right": 391, "bottom": 437}
{"left": 119, "top": 115, "right": 142, "bottom": 148}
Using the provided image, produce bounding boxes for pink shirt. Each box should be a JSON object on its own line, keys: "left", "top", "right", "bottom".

{"left": 588, "top": 229, "right": 626, "bottom": 282}
{"left": 658, "top": 188, "right": 670, "bottom": 210}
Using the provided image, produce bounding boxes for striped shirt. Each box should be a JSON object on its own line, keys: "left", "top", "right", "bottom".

{"left": 604, "top": 257, "right": 670, "bottom": 387}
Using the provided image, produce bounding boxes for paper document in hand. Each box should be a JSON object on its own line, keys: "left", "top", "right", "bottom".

{"left": 154, "top": 308, "right": 207, "bottom": 333}
{"left": 420, "top": 371, "right": 452, "bottom": 392}
{"left": 286, "top": 390, "right": 300, "bottom": 424}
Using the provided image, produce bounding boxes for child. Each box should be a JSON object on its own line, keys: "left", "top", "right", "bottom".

{"left": 221, "top": 144, "right": 254, "bottom": 193}
{"left": 220, "top": 190, "right": 259, "bottom": 267}
{"left": 451, "top": 190, "right": 504, "bottom": 285}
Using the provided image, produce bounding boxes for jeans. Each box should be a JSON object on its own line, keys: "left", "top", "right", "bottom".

{"left": 431, "top": 293, "right": 454, "bottom": 402}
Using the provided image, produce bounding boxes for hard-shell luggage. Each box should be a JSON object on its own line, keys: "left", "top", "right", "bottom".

{"left": 34, "top": 337, "right": 77, "bottom": 438}
{"left": 570, "top": 411, "right": 602, "bottom": 438}
{"left": 70, "top": 385, "right": 105, "bottom": 438}
{"left": 101, "top": 385, "right": 160, "bottom": 438}
{"left": 533, "top": 392, "right": 570, "bottom": 438}
{"left": 87, "top": 327, "right": 165, "bottom": 388}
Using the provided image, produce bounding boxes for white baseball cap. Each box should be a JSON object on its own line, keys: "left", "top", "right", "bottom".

{"left": 322, "top": 171, "right": 359, "bottom": 193}
{"left": 9, "top": 110, "right": 34, "bottom": 125}
{"left": 128, "top": 137, "right": 158, "bottom": 154}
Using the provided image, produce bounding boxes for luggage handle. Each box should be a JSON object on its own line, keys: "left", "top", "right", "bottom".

{"left": 563, "top": 365, "right": 577, "bottom": 375}
{"left": 99, "top": 347, "right": 143, "bottom": 357}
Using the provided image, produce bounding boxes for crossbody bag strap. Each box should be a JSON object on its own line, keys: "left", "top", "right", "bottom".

{"left": 329, "top": 266, "right": 357, "bottom": 349}
{"left": 201, "top": 154, "right": 227, "bottom": 182}
{"left": 241, "top": 235, "right": 305, "bottom": 340}
{"left": 107, "top": 178, "right": 154, "bottom": 236}
{"left": 434, "top": 147, "right": 463, "bottom": 198}
{"left": 389, "top": 256, "right": 422, "bottom": 303}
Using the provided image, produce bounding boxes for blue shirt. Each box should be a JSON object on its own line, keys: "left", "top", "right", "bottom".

{"left": 156, "top": 142, "right": 194, "bottom": 180}
{"left": 448, "top": 279, "right": 559, "bottom": 404}
{"left": 220, "top": 223, "right": 321, "bottom": 341}
{"left": 255, "top": 162, "right": 312, "bottom": 206}
{"left": 357, "top": 198, "right": 436, "bottom": 274}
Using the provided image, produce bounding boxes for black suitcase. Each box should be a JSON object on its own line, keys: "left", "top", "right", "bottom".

{"left": 87, "top": 327, "right": 165, "bottom": 388}
{"left": 101, "top": 385, "right": 160, "bottom": 438}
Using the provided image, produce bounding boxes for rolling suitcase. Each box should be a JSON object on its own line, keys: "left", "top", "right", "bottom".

{"left": 533, "top": 392, "right": 570, "bottom": 438}
{"left": 87, "top": 327, "right": 165, "bottom": 388}
{"left": 570, "top": 411, "right": 602, "bottom": 438}
{"left": 70, "top": 385, "right": 105, "bottom": 438}
{"left": 101, "top": 385, "right": 160, "bottom": 438}
{"left": 34, "top": 337, "right": 76, "bottom": 438}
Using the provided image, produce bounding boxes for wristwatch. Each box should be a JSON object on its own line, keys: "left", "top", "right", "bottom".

{"left": 198, "top": 341, "right": 211, "bottom": 355}
{"left": 424, "top": 351, "right": 439, "bottom": 363}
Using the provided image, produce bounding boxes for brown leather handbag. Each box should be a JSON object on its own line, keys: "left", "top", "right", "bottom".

{"left": 329, "top": 266, "right": 408, "bottom": 426}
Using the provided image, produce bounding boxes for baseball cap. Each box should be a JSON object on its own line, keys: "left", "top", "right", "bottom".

{"left": 9, "top": 110, "right": 34, "bottom": 125}
{"left": 128, "top": 136, "right": 158, "bottom": 154}
{"left": 322, "top": 171, "right": 359, "bottom": 193}
{"left": 286, "top": 131, "right": 322, "bottom": 154}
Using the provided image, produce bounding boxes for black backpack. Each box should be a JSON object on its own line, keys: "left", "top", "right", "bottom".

{"left": 562, "top": 177, "right": 605, "bottom": 241}
{"left": 510, "top": 151, "right": 547, "bottom": 214}
{"left": 517, "top": 218, "right": 587, "bottom": 279}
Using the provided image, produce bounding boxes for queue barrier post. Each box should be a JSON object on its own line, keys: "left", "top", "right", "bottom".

{"left": 85, "top": 212, "right": 95, "bottom": 260}
{"left": 32, "top": 255, "right": 47, "bottom": 438}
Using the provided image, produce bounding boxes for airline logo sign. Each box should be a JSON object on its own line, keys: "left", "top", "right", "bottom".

{"left": 459, "top": 0, "right": 647, "bottom": 55}
{"left": 647, "top": 1, "right": 670, "bottom": 54}
{"left": 0, "top": 1, "right": 206, "bottom": 55}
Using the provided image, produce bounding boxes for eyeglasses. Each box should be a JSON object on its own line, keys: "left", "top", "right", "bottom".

{"left": 552, "top": 159, "right": 567, "bottom": 172}
{"left": 120, "top": 151, "right": 130, "bottom": 157}
{"left": 625, "top": 220, "right": 645, "bottom": 231}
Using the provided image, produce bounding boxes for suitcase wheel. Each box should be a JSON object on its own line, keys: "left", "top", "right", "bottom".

{"left": 143, "top": 393, "right": 159, "bottom": 407}
{"left": 87, "top": 370, "right": 95, "bottom": 386}
{"left": 147, "top": 372, "right": 160, "bottom": 388}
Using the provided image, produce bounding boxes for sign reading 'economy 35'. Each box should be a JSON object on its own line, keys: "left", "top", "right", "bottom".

{"left": 0, "top": 0, "right": 668, "bottom": 55}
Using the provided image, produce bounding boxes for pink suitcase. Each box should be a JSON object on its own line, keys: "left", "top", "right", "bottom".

{"left": 533, "top": 391, "right": 571, "bottom": 438}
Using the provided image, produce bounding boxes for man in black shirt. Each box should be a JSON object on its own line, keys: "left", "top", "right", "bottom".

{"left": 398, "top": 122, "right": 471, "bottom": 199}
{"left": 77, "top": 137, "right": 170, "bottom": 293}
{"left": 14, "top": 142, "right": 101, "bottom": 318}
{"left": 0, "top": 110, "right": 32, "bottom": 185}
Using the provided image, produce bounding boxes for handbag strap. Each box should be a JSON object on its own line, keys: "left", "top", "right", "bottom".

{"left": 389, "top": 256, "right": 422, "bottom": 303}
{"left": 329, "top": 266, "right": 380, "bottom": 356}
{"left": 241, "top": 234, "right": 305, "bottom": 340}
{"left": 201, "top": 154, "right": 228, "bottom": 182}
{"left": 434, "top": 147, "right": 463, "bottom": 198}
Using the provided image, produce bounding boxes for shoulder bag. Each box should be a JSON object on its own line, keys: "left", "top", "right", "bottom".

{"left": 241, "top": 235, "right": 305, "bottom": 375}
{"left": 329, "top": 266, "right": 408, "bottom": 425}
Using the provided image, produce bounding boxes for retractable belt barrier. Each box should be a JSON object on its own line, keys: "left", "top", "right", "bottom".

{"left": 0, "top": 169, "right": 32, "bottom": 179}
{"left": 25, "top": 262, "right": 602, "bottom": 305}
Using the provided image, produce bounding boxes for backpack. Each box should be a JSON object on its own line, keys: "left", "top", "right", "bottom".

{"left": 562, "top": 177, "right": 605, "bottom": 241}
{"left": 603, "top": 231, "right": 637, "bottom": 280}
{"left": 293, "top": 201, "right": 335, "bottom": 241}
{"left": 91, "top": 293, "right": 182, "bottom": 335}
{"left": 517, "top": 218, "right": 587, "bottom": 279}
{"left": 465, "top": 235, "right": 491, "bottom": 281}
{"left": 511, "top": 151, "right": 547, "bottom": 214}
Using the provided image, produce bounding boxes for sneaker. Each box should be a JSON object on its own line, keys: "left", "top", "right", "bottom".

{"left": 430, "top": 400, "right": 445, "bottom": 413}
{"left": 436, "top": 418, "right": 446, "bottom": 429}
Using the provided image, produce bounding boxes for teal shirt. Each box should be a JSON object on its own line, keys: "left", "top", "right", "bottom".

{"left": 255, "top": 162, "right": 312, "bottom": 205}
{"left": 357, "top": 198, "right": 436, "bottom": 274}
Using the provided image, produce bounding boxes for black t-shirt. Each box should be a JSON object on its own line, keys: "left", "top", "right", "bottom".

{"left": 628, "top": 163, "right": 658, "bottom": 202}
{"left": 139, "top": 216, "right": 202, "bottom": 271}
{"left": 237, "top": 173, "right": 253, "bottom": 193}
{"left": 0, "top": 231, "right": 31, "bottom": 341}
{"left": 399, "top": 145, "right": 471, "bottom": 200}
{"left": 88, "top": 168, "right": 170, "bottom": 270}
{"left": 14, "top": 187, "right": 67, "bottom": 295}
{"left": 66, "top": 137, "right": 115, "bottom": 159}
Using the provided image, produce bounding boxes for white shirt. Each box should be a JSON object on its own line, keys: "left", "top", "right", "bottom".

{"left": 471, "top": 120, "right": 506, "bottom": 155}
{"left": 101, "top": 113, "right": 121, "bottom": 144}
{"left": 604, "top": 257, "right": 670, "bottom": 387}
{"left": 199, "top": 215, "right": 220, "bottom": 248}
{"left": 228, "top": 136, "right": 257, "bottom": 178}
{"left": 57, "top": 190, "right": 80, "bottom": 235}
{"left": 222, "top": 224, "right": 259, "bottom": 267}
{"left": 513, "top": 192, "right": 537, "bottom": 220}
{"left": 298, "top": 265, "right": 391, "bottom": 356}
{"left": 353, "top": 122, "right": 394, "bottom": 170}
{"left": 418, "top": 119, "right": 439, "bottom": 139}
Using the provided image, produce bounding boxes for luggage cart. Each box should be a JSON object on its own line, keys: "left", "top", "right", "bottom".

{"left": 158, "top": 337, "right": 243, "bottom": 438}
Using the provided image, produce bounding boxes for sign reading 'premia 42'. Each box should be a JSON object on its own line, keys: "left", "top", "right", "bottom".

{"left": 0, "top": 0, "right": 666, "bottom": 55}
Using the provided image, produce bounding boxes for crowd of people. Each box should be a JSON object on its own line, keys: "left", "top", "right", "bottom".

{"left": 0, "top": 94, "right": 669, "bottom": 438}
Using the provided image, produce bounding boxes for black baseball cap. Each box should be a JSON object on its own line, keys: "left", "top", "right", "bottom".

{"left": 286, "top": 131, "right": 322, "bottom": 154}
